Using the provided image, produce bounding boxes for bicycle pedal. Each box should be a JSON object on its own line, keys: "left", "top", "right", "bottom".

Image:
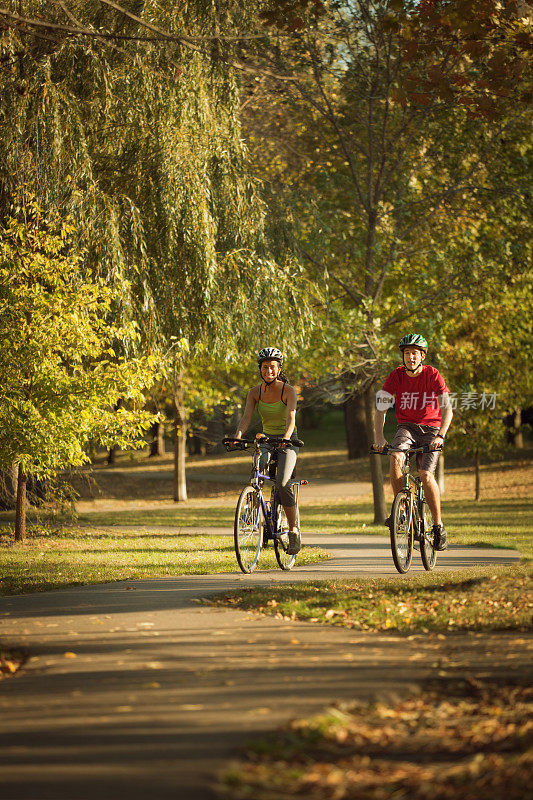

{"left": 300, "top": 479, "right": 309, "bottom": 485}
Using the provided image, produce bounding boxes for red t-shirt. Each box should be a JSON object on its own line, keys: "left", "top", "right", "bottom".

{"left": 382, "top": 365, "right": 449, "bottom": 426}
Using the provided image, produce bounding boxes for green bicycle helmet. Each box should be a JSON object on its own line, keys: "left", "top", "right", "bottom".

{"left": 399, "top": 333, "right": 428, "bottom": 352}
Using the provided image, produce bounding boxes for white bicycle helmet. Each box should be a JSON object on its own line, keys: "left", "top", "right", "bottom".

{"left": 257, "top": 347, "right": 284, "bottom": 366}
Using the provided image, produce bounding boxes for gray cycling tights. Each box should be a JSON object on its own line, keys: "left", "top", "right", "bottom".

{"left": 259, "top": 444, "right": 298, "bottom": 508}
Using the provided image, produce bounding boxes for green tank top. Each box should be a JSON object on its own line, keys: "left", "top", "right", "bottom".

{"left": 257, "top": 384, "right": 297, "bottom": 437}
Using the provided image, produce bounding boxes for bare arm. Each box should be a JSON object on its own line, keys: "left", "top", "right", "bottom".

{"left": 374, "top": 408, "right": 388, "bottom": 449}
{"left": 438, "top": 393, "right": 453, "bottom": 437}
{"left": 234, "top": 388, "right": 258, "bottom": 439}
{"left": 283, "top": 385, "right": 298, "bottom": 441}
{"left": 374, "top": 389, "right": 394, "bottom": 449}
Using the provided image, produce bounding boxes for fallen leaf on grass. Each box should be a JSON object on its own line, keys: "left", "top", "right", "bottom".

{"left": 1, "top": 660, "right": 19, "bottom": 674}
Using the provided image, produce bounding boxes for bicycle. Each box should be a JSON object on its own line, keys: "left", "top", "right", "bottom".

{"left": 370, "top": 444, "right": 442, "bottom": 573}
{"left": 222, "top": 434, "right": 307, "bottom": 573}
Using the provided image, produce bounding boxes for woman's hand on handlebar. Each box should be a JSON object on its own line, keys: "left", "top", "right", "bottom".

{"left": 222, "top": 437, "right": 249, "bottom": 451}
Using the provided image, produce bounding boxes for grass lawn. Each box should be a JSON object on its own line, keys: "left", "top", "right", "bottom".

{"left": 0, "top": 524, "right": 328, "bottom": 596}
{"left": 300, "top": 495, "right": 533, "bottom": 555}
{"left": 0, "top": 425, "right": 530, "bottom": 598}
{"left": 211, "top": 564, "right": 532, "bottom": 633}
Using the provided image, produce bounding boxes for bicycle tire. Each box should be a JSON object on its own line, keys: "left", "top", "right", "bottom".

{"left": 390, "top": 490, "right": 414, "bottom": 573}
{"left": 420, "top": 499, "right": 437, "bottom": 571}
{"left": 234, "top": 485, "right": 262, "bottom": 574}
{"left": 273, "top": 486, "right": 298, "bottom": 571}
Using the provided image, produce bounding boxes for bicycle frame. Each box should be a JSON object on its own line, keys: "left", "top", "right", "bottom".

{"left": 249, "top": 439, "right": 291, "bottom": 545}
{"left": 399, "top": 454, "right": 426, "bottom": 542}
{"left": 371, "top": 443, "right": 442, "bottom": 571}
{"left": 223, "top": 434, "right": 306, "bottom": 548}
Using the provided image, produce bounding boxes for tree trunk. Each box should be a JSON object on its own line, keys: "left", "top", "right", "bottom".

{"left": 206, "top": 405, "right": 225, "bottom": 454}
{"left": 511, "top": 409, "right": 523, "bottom": 448}
{"left": 343, "top": 392, "right": 368, "bottom": 459}
{"left": 363, "top": 386, "right": 386, "bottom": 524}
{"left": 173, "top": 386, "right": 188, "bottom": 502}
{"left": 149, "top": 421, "right": 165, "bottom": 457}
{"left": 475, "top": 449, "right": 481, "bottom": 501}
{"left": 107, "top": 399, "right": 123, "bottom": 464}
{"left": 14, "top": 464, "right": 27, "bottom": 543}
{"left": 436, "top": 452, "right": 445, "bottom": 495}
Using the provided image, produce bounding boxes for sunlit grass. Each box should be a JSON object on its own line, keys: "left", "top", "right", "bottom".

{"left": 0, "top": 525, "right": 329, "bottom": 596}
{"left": 211, "top": 564, "right": 532, "bottom": 633}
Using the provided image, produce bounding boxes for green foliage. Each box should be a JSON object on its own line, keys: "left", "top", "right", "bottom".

{"left": 0, "top": 196, "right": 155, "bottom": 478}
{"left": 0, "top": 1, "right": 309, "bottom": 360}
{"left": 240, "top": 0, "right": 532, "bottom": 394}
{"left": 439, "top": 235, "right": 533, "bottom": 462}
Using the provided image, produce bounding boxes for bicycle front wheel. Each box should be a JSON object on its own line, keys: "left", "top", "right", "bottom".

{"left": 390, "top": 490, "right": 414, "bottom": 573}
{"left": 234, "top": 486, "right": 262, "bottom": 574}
{"left": 274, "top": 488, "right": 299, "bottom": 571}
{"left": 420, "top": 499, "right": 437, "bottom": 571}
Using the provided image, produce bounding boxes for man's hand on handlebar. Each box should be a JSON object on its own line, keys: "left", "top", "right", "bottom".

{"left": 372, "top": 439, "right": 388, "bottom": 454}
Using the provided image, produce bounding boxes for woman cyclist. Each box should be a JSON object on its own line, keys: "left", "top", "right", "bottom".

{"left": 233, "top": 347, "right": 301, "bottom": 555}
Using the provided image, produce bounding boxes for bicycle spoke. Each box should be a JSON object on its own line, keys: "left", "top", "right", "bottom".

{"left": 420, "top": 499, "right": 437, "bottom": 571}
{"left": 390, "top": 490, "right": 414, "bottom": 573}
{"left": 274, "top": 487, "right": 298, "bottom": 571}
{"left": 234, "top": 486, "right": 262, "bottom": 573}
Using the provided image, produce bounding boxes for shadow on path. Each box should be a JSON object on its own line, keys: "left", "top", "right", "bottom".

{"left": 0, "top": 532, "right": 524, "bottom": 800}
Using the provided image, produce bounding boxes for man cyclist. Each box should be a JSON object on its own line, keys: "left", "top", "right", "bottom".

{"left": 373, "top": 334, "right": 453, "bottom": 551}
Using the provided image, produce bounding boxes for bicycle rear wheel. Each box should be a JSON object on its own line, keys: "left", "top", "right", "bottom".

{"left": 390, "top": 490, "right": 414, "bottom": 573}
{"left": 274, "top": 487, "right": 298, "bottom": 571}
{"left": 234, "top": 486, "right": 262, "bottom": 574}
{"left": 420, "top": 499, "right": 437, "bottom": 571}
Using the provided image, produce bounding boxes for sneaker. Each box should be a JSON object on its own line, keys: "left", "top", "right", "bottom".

{"left": 287, "top": 530, "right": 301, "bottom": 555}
{"left": 432, "top": 524, "right": 448, "bottom": 551}
{"left": 384, "top": 516, "right": 393, "bottom": 530}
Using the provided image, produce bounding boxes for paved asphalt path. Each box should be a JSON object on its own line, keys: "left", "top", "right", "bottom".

{"left": 0, "top": 533, "right": 522, "bottom": 800}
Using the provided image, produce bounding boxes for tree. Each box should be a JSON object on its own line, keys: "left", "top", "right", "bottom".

{"left": 0, "top": 196, "right": 155, "bottom": 540}
{"left": 235, "top": 0, "right": 532, "bottom": 520}
{"left": 440, "top": 268, "right": 532, "bottom": 500}
{"left": 0, "top": 1, "right": 311, "bottom": 501}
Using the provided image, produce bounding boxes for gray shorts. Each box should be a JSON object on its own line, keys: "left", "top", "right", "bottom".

{"left": 391, "top": 424, "right": 441, "bottom": 474}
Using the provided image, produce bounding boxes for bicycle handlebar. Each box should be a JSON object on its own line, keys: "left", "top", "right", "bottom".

{"left": 370, "top": 443, "right": 443, "bottom": 455}
{"left": 222, "top": 437, "right": 252, "bottom": 451}
{"left": 222, "top": 435, "right": 304, "bottom": 451}
{"left": 256, "top": 433, "right": 304, "bottom": 448}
